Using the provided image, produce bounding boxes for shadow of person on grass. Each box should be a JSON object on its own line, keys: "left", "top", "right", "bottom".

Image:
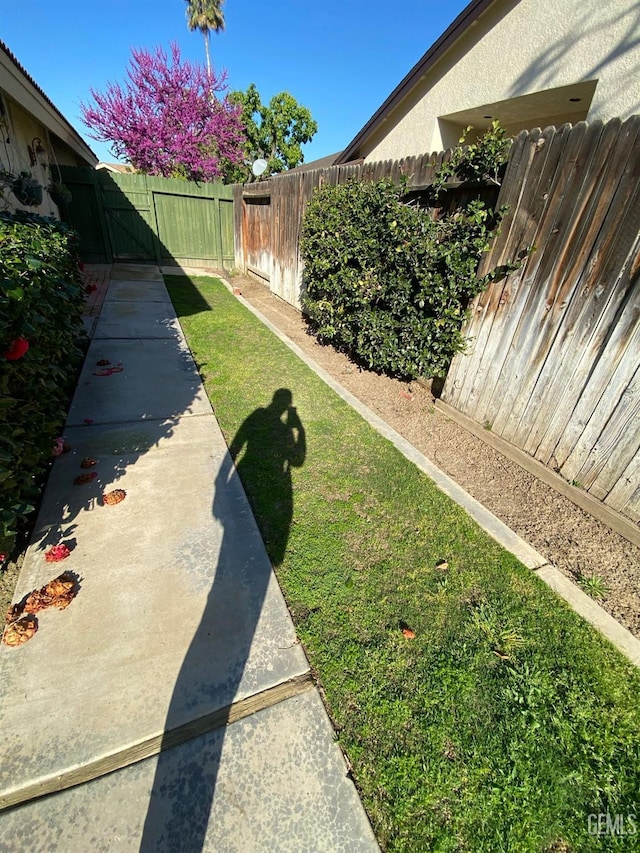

{"left": 140, "top": 389, "right": 305, "bottom": 852}
{"left": 229, "top": 388, "right": 306, "bottom": 567}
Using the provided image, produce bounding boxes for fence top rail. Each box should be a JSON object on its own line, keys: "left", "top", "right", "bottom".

{"left": 59, "top": 165, "right": 234, "bottom": 198}
{"left": 242, "top": 184, "right": 272, "bottom": 199}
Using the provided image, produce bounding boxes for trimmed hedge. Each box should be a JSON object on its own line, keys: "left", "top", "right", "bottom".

{"left": 300, "top": 179, "right": 502, "bottom": 379}
{"left": 300, "top": 122, "right": 517, "bottom": 380}
{"left": 0, "top": 211, "right": 86, "bottom": 551}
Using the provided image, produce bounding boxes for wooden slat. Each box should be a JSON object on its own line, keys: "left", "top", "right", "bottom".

{"left": 233, "top": 184, "right": 244, "bottom": 270}
{"left": 553, "top": 273, "right": 640, "bottom": 482}
{"left": 360, "top": 161, "right": 375, "bottom": 182}
{"left": 581, "top": 362, "right": 640, "bottom": 500}
{"left": 526, "top": 117, "right": 640, "bottom": 461}
{"left": 481, "top": 122, "right": 597, "bottom": 440}
{"left": 605, "top": 451, "right": 640, "bottom": 522}
{"left": 403, "top": 155, "right": 418, "bottom": 187}
{"left": 444, "top": 126, "right": 565, "bottom": 418}
{"left": 560, "top": 313, "right": 640, "bottom": 488}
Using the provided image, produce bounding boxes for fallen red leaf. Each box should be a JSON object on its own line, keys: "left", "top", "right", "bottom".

{"left": 74, "top": 471, "right": 97, "bottom": 485}
{"left": 103, "top": 488, "right": 126, "bottom": 506}
{"left": 44, "top": 544, "right": 71, "bottom": 563}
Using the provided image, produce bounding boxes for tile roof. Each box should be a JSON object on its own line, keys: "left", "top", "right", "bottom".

{"left": 0, "top": 38, "right": 97, "bottom": 159}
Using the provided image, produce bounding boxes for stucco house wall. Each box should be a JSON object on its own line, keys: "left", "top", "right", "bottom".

{"left": 342, "top": 0, "right": 640, "bottom": 162}
{"left": 0, "top": 40, "right": 97, "bottom": 216}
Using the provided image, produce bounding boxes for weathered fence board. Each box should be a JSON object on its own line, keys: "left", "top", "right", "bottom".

{"left": 240, "top": 189, "right": 272, "bottom": 282}
{"left": 482, "top": 122, "right": 597, "bottom": 439}
{"left": 502, "top": 121, "right": 619, "bottom": 449}
{"left": 442, "top": 116, "right": 640, "bottom": 522}
{"left": 606, "top": 433, "right": 640, "bottom": 522}
{"left": 529, "top": 125, "right": 640, "bottom": 466}
{"left": 445, "top": 126, "right": 561, "bottom": 418}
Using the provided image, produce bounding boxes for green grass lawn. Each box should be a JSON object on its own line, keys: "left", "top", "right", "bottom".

{"left": 167, "top": 274, "right": 640, "bottom": 853}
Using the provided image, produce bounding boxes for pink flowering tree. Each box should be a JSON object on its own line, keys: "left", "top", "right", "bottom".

{"left": 80, "top": 43, "right": 245, "bottom": 182}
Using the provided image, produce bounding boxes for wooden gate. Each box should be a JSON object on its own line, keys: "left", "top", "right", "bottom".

{"left": 59, "top": 166, "right": 234, "bottom": 269}
{"left": 234, "top": 183, "right": 273, "bottom": 285}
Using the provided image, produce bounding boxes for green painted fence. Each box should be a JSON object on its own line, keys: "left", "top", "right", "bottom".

{"left": 58, "top": 166, "right": 234, "bottom": 269}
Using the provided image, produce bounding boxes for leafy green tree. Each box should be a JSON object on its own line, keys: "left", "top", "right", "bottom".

{"left": 225, "top": 83, "right": 318, "bottom": 181}
{"left": 185, "top": 0, "right": 225, "bottom": 80}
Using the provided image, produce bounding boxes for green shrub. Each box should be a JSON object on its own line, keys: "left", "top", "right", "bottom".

{"left": 300, "top": 123, "right": 517, "bottom": 380}
{"left": 425, "top": 119, "right": 511, "bottom": 199}
{"left": 0, "top": 211, "right": 86, "bottom": 551}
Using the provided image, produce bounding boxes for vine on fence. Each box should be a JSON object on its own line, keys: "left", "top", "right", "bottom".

{"left": 301, "top": 122, "right": 519, "bottom": 380}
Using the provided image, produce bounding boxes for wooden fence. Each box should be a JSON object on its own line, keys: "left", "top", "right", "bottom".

{"left": 233, "top": 156, "right": 457, "bottom": 306}
{"left": 442, "top": 117, "right": 640, "bottom": 523}
{"left": 61, "top": 167, "right": 234, "bottom": 269}
{"left": 234, "top": 117, "right": 640, "bottom": 526}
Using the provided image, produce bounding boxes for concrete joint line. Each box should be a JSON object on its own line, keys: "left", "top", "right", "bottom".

{"left": 71, "top": 412, "right": 216, "bottom": 427}
{"left": 229, "top": 288, "right": 640, "bottom": 669}
{"left": 0, "top": 673, "right": 314, "bottom": 813}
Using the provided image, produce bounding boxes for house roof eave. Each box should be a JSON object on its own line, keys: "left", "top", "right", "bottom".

{"left": 336, "top": 0, "right": 498, "bottom": 164}
{"left": 0, "top": 39, "right": 98, "bottom": 166}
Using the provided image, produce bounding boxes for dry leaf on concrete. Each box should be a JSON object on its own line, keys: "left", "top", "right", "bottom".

{"left": 2, "top": 615, "right": 38, "bottom": 647}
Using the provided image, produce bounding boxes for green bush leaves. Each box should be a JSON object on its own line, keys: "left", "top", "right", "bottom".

{"left": 0, "top": 211, "right": 85, "bottom": 548}
{"left": 300, "top": 124, "right": 513, "bottom": 380}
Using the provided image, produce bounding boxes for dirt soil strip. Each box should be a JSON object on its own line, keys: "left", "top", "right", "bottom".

{"left": 229, "top": 274, "right": 640, "bottom": 641}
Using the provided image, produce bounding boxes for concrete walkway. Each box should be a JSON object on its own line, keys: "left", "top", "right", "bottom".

{"left": 0, "top": 265, "right": 380, "bottom": 851}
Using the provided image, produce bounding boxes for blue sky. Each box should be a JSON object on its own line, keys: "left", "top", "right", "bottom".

{"left": 2, "top": 0, "right": 470, "bottom": 165}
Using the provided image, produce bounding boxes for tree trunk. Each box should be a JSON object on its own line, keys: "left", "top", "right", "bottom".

{"left": 204, "top": 31, "right": 211, "bottom": 81}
